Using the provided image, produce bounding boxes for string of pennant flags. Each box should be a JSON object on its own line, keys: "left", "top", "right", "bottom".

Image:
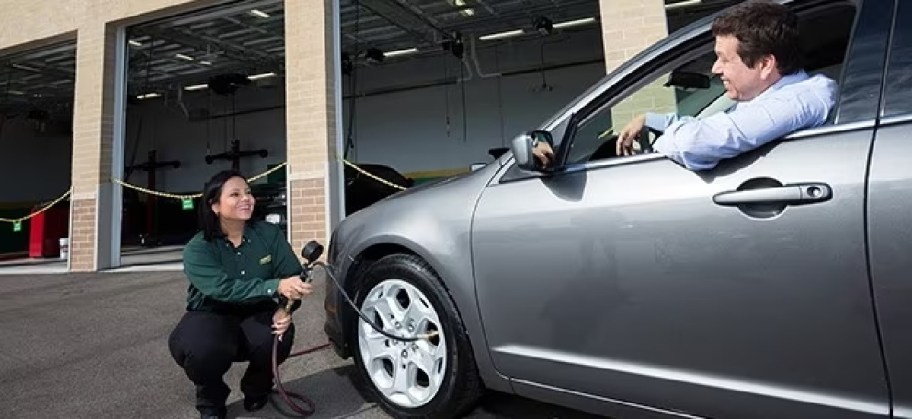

{"left": 2, "top": 158, "right": 410, "bottom": 232}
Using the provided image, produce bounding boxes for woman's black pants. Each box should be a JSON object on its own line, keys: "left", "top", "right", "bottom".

{"left": 168, "top": 309, "right": 295, "bottom": 416}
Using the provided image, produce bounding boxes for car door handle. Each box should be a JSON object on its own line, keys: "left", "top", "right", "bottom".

{"left": 713, "top": 183, "right": 832, "bottom": 206}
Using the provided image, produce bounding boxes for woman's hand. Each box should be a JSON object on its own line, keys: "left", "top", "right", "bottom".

{"left": 277, "top": 276, "right": 313, "bottom": 300}
{"left": 272, "top": 309, "right": 293, "bottom": 340}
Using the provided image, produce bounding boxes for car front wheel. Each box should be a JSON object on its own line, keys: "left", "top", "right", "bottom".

{"left": 349, "top": 253, "right": 482, "bottom": 418}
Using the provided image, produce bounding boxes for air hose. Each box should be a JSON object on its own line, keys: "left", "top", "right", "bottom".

{"left": 269, "top": 257, "right": 438, "bottom": 417}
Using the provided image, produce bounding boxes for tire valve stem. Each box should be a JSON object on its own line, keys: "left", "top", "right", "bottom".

{"left": 417, "top": 331, "right": 440, "bottom": 340}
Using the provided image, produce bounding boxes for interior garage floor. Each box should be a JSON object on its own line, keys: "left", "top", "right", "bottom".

{"left": 0, "top": 269, "right": 606, "bottom": 418}
{"left": 0, "top": 245, "right": 184, "bottom": 275}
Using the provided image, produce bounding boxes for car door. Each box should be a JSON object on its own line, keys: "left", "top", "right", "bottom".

{"left": 471, "top": 1, "right": 891, "bottom": 418}
{"left": 868, "top": 2, "right": 912, "bottom": 418}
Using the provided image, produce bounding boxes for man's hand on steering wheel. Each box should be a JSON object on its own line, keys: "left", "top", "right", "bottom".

{"left": 616, "top": 114, "right": 647, "bottom": 156}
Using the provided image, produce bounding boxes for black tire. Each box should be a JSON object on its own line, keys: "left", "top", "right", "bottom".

{"left": 348, "top": 253, "right": 483, "bottom": 418}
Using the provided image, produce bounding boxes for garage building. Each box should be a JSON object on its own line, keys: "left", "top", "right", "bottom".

{"left": 0, "top": 0, "right": 737, "bottom": 272}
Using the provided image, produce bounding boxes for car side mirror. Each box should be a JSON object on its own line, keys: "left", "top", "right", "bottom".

{"left": 511, "top": 130, "right": 554, "bottom": 172}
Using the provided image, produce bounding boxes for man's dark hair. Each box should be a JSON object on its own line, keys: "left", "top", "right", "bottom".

{"left": 712, "top": 0, "right": 802, "bottom": 75}
{"left": 198, "top": 169, "right": 247, "bottom": 241}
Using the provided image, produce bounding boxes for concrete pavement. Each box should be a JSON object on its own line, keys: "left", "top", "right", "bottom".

{"left": 0, "top": 271, "right": 604, "bottom": 418}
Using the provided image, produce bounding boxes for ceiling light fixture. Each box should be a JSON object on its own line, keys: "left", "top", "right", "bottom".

{"left": 479, "top": 29, "right": 525, "bottom": 41}
{"left": 247, "top": 72, "right": 277, "bottom": 80}
{"left": 175, "top": 53, "right": 194, "bottom": 61}
{"left": 128, "top": 40, "right": 142, "bottom": 47}
{"left": 453, "top": 0, "right": 466, "bottom": 5}
{"left": 7, "top": 90, "right": 24, "bottom": 95}
{"left": 184, "top": 84, "right": 209, "bottom": 91}
{"left": 136, "top": 93, "right": 161, "bottom": 99}
{"left": 250, "top": 9, "right": 269, "bottom": 18}
{"left": 200, "top": 60, "right": 212, "bottom": 65}
{"left": 665, "top": 0, "right": 702, "bottom": 10}
{"left": 384, "top": 47, "right": 419, "bottom": 58}
{"left": 553, "top": 17, "right": 597, "bottom": 29}
{"left": 460, "top": 8, "right": 475, "bottom": 17}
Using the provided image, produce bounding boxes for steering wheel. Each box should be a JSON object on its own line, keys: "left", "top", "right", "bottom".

{"left": 587, "top": 126, "right": 662, "bottom": 162}
{"left": 637, "top": 125, "right": 658, "bottom": 154}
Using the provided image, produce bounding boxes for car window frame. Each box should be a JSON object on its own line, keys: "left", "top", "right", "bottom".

{"left": 555, "top": 43, "right": 717, "bottom": 168}
{"left": 495, "top": 26, "right": 715, "bottom": 184}
{"left": 493, "top": 0, "right": 883, "bottom": 186}
{"left": 831, "top": 0, "right": 894, "bottom": 124}
{"left": 880, "top": 0, "right": 911, "bottom": 120}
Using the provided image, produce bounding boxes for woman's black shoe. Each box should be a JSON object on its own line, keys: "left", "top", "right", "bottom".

{"left": 243, "top": 394, "right": 269, "bottom": 412}
{"left": 199, "top": 409, "right": 226, "bottom": 419}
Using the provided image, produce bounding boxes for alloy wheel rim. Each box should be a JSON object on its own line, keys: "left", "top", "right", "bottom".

{"left": 358, "top": 279, "right": 447, "bottom": 408}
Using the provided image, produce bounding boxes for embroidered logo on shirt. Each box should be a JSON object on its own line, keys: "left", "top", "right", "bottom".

{"left": 259, "top": 255, "right": 272, "bottom": 265}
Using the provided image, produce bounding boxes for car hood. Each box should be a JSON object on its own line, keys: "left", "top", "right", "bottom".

{"left": 340, "top": 156, "right": 506, "bottom": 227}
{"left": 375, "top": 156, "right": 507, "bottom": 204}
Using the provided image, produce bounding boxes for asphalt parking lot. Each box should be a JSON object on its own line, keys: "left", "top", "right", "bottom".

{"left": 0, "top": 271, "right": 605, "bottom": 418}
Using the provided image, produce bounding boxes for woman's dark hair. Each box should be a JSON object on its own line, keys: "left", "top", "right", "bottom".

{"left": 712, "top": 0, "right": 802, "bottom": 75}
{"left": 199, "top": 169, "right": 247, "bottom": 241}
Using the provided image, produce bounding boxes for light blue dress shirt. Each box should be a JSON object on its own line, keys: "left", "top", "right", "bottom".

{"left": 647, "top": 70, "right": 838, "bottom": 171}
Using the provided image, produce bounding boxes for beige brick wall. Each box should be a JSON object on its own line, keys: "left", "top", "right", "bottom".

{"left": 0, "top": 1, "right": 213, "bottom": 51}
{"left": 284, "top": 0, "right": 336, "bottom": 254}
{"left": 0, "top": 0, "right": 216, "bottom": 271}
{"left": 68, "top": 23, "right": 112, "bottom": 271}
{"left": 3, "top": 0, "right": 330, "bottom": 271}
{"left": 598, "top": 0, "right": 669, "bottom": 74}
{"left": 72, "top": 24, "right": 115, "bottom": 195}
{"left": 289, "top": 179, "right": 328, "bottom": 254}
{"left": 69, "top": 199, "right": 96, "bottom": 271}
{"left": 598, "top": 0, "right": 675, "bottom": 137}
{"left": 610, "top": 79, "right": 679, "bottom": 133}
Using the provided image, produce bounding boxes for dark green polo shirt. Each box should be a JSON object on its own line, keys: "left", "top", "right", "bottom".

{"left": 182, "top": 220, "right": 303, "bottom": 313}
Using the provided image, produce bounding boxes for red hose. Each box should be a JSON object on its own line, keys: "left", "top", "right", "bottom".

{"left": 271, "top": 337, "right": 332, "bottom": 417}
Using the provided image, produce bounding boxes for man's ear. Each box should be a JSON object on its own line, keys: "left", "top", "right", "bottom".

{"left": 759, "top": 54, "right": 779, "bottom": 80}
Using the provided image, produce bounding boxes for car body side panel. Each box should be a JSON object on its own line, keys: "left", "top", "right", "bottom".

{"left": 511, "top": 379, "right": 694, "bottom": 419}
{"left": 870, "top": 1, "right": 912, "bottom": 414}
{"left": 472, "top": 128, "right": 888, "bottom": 419}
{"left": 868, "top": 118, "right": 912, "bottom": 419}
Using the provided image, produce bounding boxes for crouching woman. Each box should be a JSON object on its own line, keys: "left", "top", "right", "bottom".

{"left": 168, "top": 170, "right": 312, "bottom": 419}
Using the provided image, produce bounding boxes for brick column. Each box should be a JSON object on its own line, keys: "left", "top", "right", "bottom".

{"left": 598, "top": 0, "right": 675, "bottom": 134}
{"left": 284, "top": 0, "right": 341, "bottom": 254}
{"left": 598, "top": 0, "right": 669, "bottom": 74}
{"left": 69, "top": 22, "right": 118, "bottom": 272}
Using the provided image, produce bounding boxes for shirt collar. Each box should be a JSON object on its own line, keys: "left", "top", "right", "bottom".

{"left": 751, "top": 70, "right": 809, "bottom": 102}
{"left": 220, "top": 223, "right": 255, "bottom": 247}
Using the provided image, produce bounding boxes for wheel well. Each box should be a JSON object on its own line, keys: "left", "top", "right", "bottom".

{"left": 347, "top": 243, "right": 418, "bottom": 292}
{"left": 341, "top": 243, "right": 419, "bottom": 344}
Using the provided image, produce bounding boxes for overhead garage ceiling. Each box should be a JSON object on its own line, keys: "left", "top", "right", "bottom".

{"left": 0, "top": 0, "right": 737, "bottom": 111}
